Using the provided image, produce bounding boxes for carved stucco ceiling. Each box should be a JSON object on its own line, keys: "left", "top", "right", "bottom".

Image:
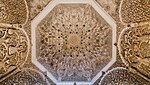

{"left": 0, "top": 0, "right": 149, "bottom": 85}
{"left": 33, "top": 3, "right": 115, "bottom": 82}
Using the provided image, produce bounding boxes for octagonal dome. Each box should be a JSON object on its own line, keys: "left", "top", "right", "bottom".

{"left": 32, "top": 0, "right": 116, "bottom": 84}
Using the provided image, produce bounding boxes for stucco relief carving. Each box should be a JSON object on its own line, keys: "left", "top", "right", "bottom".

{"left": 0, "top": 0, "right": 28, "bottom": 25}
{"left": 36, "top": 4, "right": 112, "bottom": 81}
{"left": 0, "top": 27, "right": 29, "bottom": 79}
{"left": 30, "top": 0, "right": 52, "bottom": 20}
{"left": 0, "top": 68, "right": 49, "bottom": 85}
{"left": 1, "top": 0, "right": 150, "bottom": 84}
{"left": 120, "top": 0, "right": 150, "bottom": 24}
{"left": 99, "top": 67, "right": 149, "bottom": 85}
{"left": 118, "top": 24, "right": 150, "bottom": 79}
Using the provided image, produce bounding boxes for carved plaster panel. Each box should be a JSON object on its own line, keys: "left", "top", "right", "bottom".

{"left": 0, "top": 0, "right": 28, "bottom": 25}
{"left": 2, "top": 0, "right": 150, "bottom": 84}
{"left": 99, "top": 67, "right": 149, "bottom": 85}
{"left": 0, "top": 27, "right": 29, "bottom": 81}
{"left": 118, "top": 24, "right": 150, "bottom": 80}
{"left": 119, "top": 0, "right": 150, "bottom": 24}
{"left": 0, "top": 68, "right": 49, "bottom": 85}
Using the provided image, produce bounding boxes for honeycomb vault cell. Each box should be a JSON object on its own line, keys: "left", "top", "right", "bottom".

{"left": 34, "top": 4, "right": 115, "bottom": 82}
